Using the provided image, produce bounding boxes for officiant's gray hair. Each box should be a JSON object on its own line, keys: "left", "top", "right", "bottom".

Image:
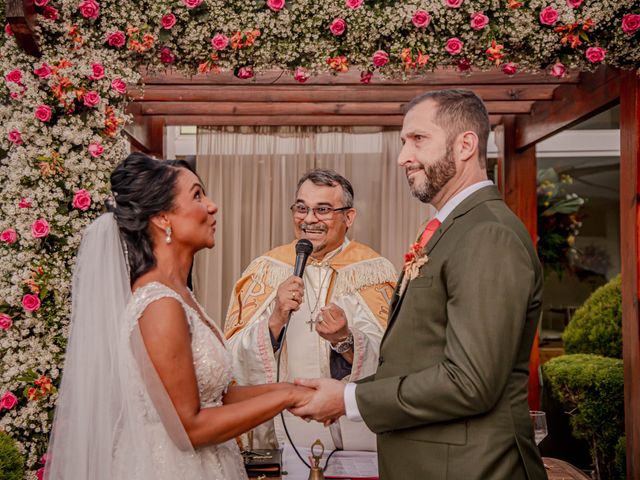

{"left": 295, "top": 169, "right": 354, "bottom": 209}
{"left": 405, "top": 89, "right": 490, "bottom": 167}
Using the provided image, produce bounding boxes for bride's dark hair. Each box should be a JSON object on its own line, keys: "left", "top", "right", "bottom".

{"left": 108, "top": 152, "right": 194, "bottom": 284}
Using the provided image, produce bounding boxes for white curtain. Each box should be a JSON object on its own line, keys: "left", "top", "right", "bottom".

{"left": 193, "top": 126, "right": 434, "bottom": 325}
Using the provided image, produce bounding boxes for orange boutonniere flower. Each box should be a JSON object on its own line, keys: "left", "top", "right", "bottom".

{"left": 399, "top": 242, "right": 429, "bottom": 296}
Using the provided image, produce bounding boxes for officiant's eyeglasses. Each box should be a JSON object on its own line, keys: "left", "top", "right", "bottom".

{"left": 290, "top": 203, "right": 351, "bottom": 220}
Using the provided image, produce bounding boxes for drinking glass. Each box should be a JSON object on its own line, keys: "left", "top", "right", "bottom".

{"left": 529, "top": 410, "right": 548, "bottom": 446}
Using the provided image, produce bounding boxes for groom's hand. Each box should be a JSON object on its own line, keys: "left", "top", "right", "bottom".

{"left": 290, "top": 378, "right": 346, "bottom": 424}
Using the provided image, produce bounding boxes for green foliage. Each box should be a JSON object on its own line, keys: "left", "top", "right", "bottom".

{"left": 563, "top": 275, "right": 622, "bottom": 358}
{"left": 614, "top": 437, "right": 626, "bottom": 479}
{"left": 0, "top": 431, "right": 25, "bottom": 480}
{"left": 543, "top": 354, "right": 624, "bottom": 480}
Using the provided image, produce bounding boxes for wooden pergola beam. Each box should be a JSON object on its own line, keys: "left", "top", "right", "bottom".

{"left": 5, "top": 0, "right": 40, "bottom": 57}
{"left": 130, "top": 84, "right": 558, "bottom": 103}
{"left": 133, "top": 101, "right": 534, "bottom": 116}
{"left": 515, "top": 66, "right": 620, "bottom": 150}
{"left": 620, "top": 69, "right": 640, "bottom": 480}
{"left": 122, "top": 116, "right": 165, "bottom": 158}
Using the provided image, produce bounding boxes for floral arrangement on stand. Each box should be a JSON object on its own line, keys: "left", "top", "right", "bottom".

{"left": 0, "top": 0, "right": 638, "bottom": 477}
{"left": 537, "top": 167, "right": 586, "bottom": 275}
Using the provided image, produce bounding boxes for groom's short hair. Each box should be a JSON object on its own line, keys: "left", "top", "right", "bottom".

{"left": 406, "top": 90, "right": 490, "bottom": 167}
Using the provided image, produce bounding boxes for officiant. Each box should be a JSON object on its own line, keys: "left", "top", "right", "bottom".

{"left": 225, "top": 169, "right": 396, "bottom": 451}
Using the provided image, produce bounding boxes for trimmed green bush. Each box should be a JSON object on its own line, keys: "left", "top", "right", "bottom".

{"left": 543, "top": 354, "right": 624, "bottom": 480}
{"left": 563, "top": 275, "right": 622, "bottom": 358}
{"left": 0, "top": 431, "right": 25, "bottom": 480}
{"left": 615, "top": 437, "right": 626, "bottom": 479}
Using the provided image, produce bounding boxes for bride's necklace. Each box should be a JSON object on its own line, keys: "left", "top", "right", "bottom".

{"left": 304, "top": 265, "right": 332, "bottom": 332}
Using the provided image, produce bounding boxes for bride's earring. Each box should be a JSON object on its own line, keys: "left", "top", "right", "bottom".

{"left": 165, "top": 226, "right": 172, "bottom": 244}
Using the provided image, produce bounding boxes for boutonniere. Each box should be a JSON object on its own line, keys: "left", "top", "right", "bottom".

{"left": 398, "top": 242, "right": 429, "bottom": 296}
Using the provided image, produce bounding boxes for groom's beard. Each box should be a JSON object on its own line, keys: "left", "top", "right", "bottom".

{"left": 408, "top": 144, "right": 456, "bottom": 204}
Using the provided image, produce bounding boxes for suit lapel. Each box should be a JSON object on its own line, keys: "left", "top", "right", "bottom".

{"left": 381, "top": 186, "right": 503, "bottom": 346}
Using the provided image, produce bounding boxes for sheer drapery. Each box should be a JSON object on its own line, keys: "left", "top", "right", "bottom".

{"left": 193, "top": 126, "right": 433, "bottom": 325}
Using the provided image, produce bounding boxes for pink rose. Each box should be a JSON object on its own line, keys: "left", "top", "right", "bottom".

{"left": 8, "top": 129, "right": 23, "bottom": 145}
{"left": 0, "top": 314, "right": 12, "bottom": 330}
{"left": 34, "top": 63, "right": 52, "bottom": 78}
{"left": 345, "top": 0, "right": 363, "bottom": 8}
{"left": 160, "top": 47, "right": 175, "bottom": 64}
{"left": 211, "top": 33, "right": 229, "bottom": 50}
{"left": 330, "top": 18, "right": 347, "bottom": 36}
{"left": 19, "top": 198, "right": 32, "bottom": 209}
{"left": 35, "top": 105, "right": 52, "bottom": 122}
{"left": 31, "top": 218, "right": 49, "bottom": 238}
{"left": 566, "top": 0, "right": 583, "bottom": 7}
{"left": 181, "top": 0, "right": 203, "bottom": 8}
{"left": 83, "top": 91, "right": 101, "bottom": 107}
{"left": 622, "top": 14, "right": 640, "bottom": 34}
{"left": 585, "top": 46, "right": 606, "bottom": 63}
{"left": 106, "top": 31, "right": 126, "bottom": 48}
{"left": 161, "top": 13, "right": 176, "bottom": 29}
{"left": 266, "top": 0, "right": 285, "bottom": 11}
{"left": 360, "top": 71, "right": 373, "bottom": 84}
{"left": 5, "top": 23, "right": 13, "bottom": 36}
{"left": 372, "top": 50, "right": 389, "bottom": 67}
{"left": 88, "top": 142, "right": 104, "bottom": 157}
{"left": 236, "top": 66, "right": 254, "bottom": 80}
{"left": 35, "top": 0, "right": 49, "bottom": 6}
{"left": 78, "top": 0, "right": 100, "bottom": 20}
{"left": 111, "top": 78, "right": 127, "bottom": 94}
{"left": 445, "top": 0, "right": 463, "bottom": 7}
{"left": 412, "top": 10, "right": 431, "bottom": 28}
{"left": 5, "top": 69, "right": 23, "bottom": 84}
{"left": 294, "top": 67, "right": 310, "bottom": 83}
{"left": 0, "top": 391, "right": 18, "bottom": 410}
{"left": 88, "top": 62, "right": 104, "bottom": 80}
{"left": 539, "top": 6, "right": 558, "bottom": 26}
{"left": 72, "top": 189, "right": 92, "bottom": 210}
{"left": 470, "top": 12, "right": 489, "bottom": 30}
{"left": 1, "top": 228, "right": 17, "bottom": 244}
{"left": 502, "top": 62, "right": 518, "bottom": 75}
{"left": 22, "top": 294, "right": 41, "bottom": 312}
{"left": 36, "top": 468, "right": 45, "bottom": 480}
{"left": 445, "top": 37, "right": 464, "bottom": 55}
{"left": 550, "top": 62, "right": 566, "bottom": 78}
{"left": 42, "top": 6, "right": 59, "bottom": 20}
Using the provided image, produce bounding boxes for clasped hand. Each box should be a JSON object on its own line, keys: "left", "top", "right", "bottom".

{"left": 288, "top": 378, "right": 346, "bottom": 426}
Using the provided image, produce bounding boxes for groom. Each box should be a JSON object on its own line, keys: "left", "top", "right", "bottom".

{"left": 292, "top": 90, "right": 547, "bottom": 479}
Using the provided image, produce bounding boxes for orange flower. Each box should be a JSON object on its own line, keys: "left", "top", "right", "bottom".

{"left": 486, "top": 40, "right": 505, "bottom": 65}
{"left": 27, "top": 387, "right": 39, "bottom": 401}
{"left": 35, "top": 376, "right": 53, "bottom": 393}
{"left": 507, "top": 0, "right": 523, "bottom": 8}
{"left": 327, "top": 55, "right": 348, "bottom": 72}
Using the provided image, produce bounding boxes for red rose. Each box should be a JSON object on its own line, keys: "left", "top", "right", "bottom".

{"left": 106, "top": 31, "right": 126, "bottom": 48}
{"left": 181, "top": 0, "right": 203, "bottom": 8}
{"left": 550, "top": 62, "right": 566, "bottom": 78}
{"left": 72, "top": 189, "right": 92, "bottom": 210}
{"left": 294, "top": 67, "right": 310, "bottom": 83}
{"left": 211, "top": 33, "right": 229, "bottom": 50}
{"left": 83, "top": 91, "right": 101, "bottom": 107}
{"left": 360, "top": 71, "right": 373, "bottom": 84}
{"left": 539, "top": 6, "right": 558, "bottom": 26}
{"left": 1, "top": 228, "right": 17, "bottom": 244}
{"left": 160, "top": 47, "right": 176, "bottom": 64}
{"left": 5, "top": 69, "right": 23, "bottom": 84}
{"left": 42, "top": 6, "right": 59, "bottom": 19}
{"left": 502, "top": 62, "right": 518, "bottom": 76}
{"left": 0, "top": 314, "right": 12, "bottom": 330}
{"left": 88, "top": 62, "right": 104, "bottom": 80}
{"left": 22, "top": 293, "right": 41, "bottom": 312}
{"left": 412, "top": 10, "right": 431, "bottom": 28}
{"left": 470, "top": 12, "right": 489, "bottom": 30}
{"left": 330, "top": 18, "right": 346, "bottom": 36}
{"left": 7, "top": 129, "right": 23, "bottom": 145}
{"left": 372, "top": 50, "right": 389, "bottom": 67}
{"left": 267, "top": 0, "right": 285, "bottom": 11}
{"left": 111, "top": 78, "right": 127, "bottom": 94}
{"left": 0, "top": 391, "right": 18, "bottom": 409}
{"left": 236, "top": 66, "right": 254, "bottom": 79}
{"left": 34, "top": 63, "right": 52, "bottom": 78}
{"left": 161, "top": 13, "right": 176, "bottom": 29}
{"left": 622, "top": 14, "right": 640, "bottom": 34}
{"left": 35, "top": 105, "right": 52, "bottom": 122}
{"left": 345, "top": 0, "right": 362, "bottom": 9}
{"left": 585, "top": 46, "right": 606, "bottom": 63}
{"left": 566, "top": 0, "right": 583, "bottom": 7}
{"left": 78, "top": 0, "right": 100, "bottom": 20}
{"left": 88, "top": 142, "right": 104, "bottom": 157}
{"left": 445, "top": 37, "right": 463, "bottom": 55}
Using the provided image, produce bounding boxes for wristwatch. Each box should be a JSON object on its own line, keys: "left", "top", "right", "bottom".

{"left": 330, "top": 332, "right": 354, "bottom": 354}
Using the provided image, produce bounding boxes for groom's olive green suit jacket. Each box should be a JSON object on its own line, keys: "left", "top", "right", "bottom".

{"left": 356, "top": 186, "right": 547, "bottom": 480}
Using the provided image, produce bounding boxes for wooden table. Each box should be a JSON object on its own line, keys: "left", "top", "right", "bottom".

{"left": 543, "top": 457, "right": 591, "bottom": 479}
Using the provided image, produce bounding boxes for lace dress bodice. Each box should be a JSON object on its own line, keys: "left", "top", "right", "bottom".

{"left": 115, "top": 282, "right": 247, "bottom": 480}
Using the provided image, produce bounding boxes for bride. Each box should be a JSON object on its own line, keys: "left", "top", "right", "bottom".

{"left": 45, "top": 153, "right": 312, "bottom": 479}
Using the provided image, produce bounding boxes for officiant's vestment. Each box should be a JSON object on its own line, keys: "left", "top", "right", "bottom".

{"left": 225, "top": 239, "right": 396, "bottom": 450}
{"left": 355, "top": 186, "right": 547, "bottom": 479}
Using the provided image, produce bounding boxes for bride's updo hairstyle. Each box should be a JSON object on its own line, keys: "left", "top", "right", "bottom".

{"left": 108, "top": 152, "right": 194, "bottom": 284}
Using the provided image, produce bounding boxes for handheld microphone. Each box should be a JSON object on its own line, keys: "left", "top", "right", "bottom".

{"left": 293, "top": 239, "right": 313, "bottom": 278}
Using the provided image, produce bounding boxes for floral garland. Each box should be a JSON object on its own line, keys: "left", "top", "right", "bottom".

{"left": 0, "top": 0, "right": 638, "bottom": 477}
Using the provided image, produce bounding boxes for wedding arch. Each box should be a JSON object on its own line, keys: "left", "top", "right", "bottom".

{"left": 1, "top": 0, "right": 639, "bottom": 477}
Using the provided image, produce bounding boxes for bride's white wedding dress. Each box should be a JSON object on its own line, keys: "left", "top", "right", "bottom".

{"left": 113, "top": 282, "right": 248, "bottom": 479}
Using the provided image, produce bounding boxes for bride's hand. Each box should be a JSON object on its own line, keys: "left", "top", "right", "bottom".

{"left": 287, "top": 384, "right": 315, "bottom": 410}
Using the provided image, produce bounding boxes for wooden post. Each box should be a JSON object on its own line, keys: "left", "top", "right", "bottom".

{"left": 495, "top": 115, "right": 540, "bottom": 410}
{"left": 620, "top": 69, "right": 640, "bottom": 480}
{"left": 6, "top": 0, "right": 41, "bottom": 57}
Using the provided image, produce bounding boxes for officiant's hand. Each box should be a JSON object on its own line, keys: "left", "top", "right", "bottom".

{"left": 269, "top": 276, "right": 304, "bottom": 337}
{"left": 315, "top": 303, "right": 349, "bottom": 344}
{"left": 290, "top": 378, "right": 346, "bottom": 425}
